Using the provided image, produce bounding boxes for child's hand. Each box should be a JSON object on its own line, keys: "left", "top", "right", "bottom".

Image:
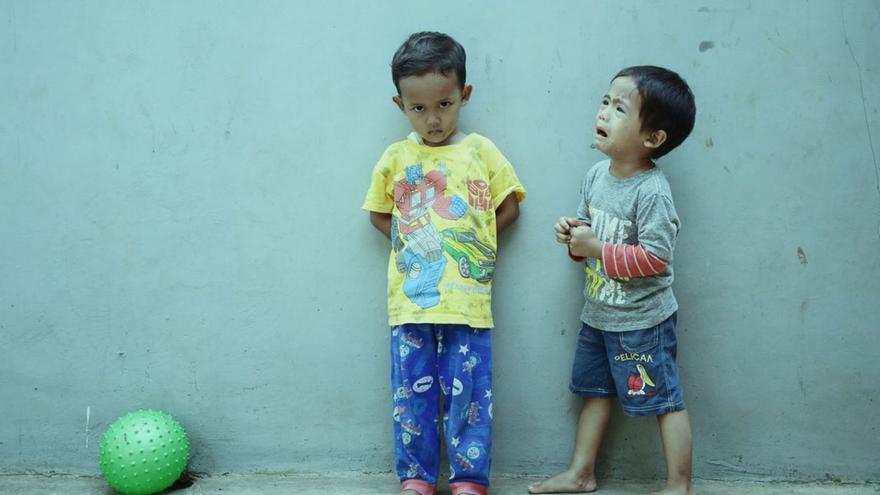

{"left": 569, "top": 225, "right": 603, "bottom": 258}
{"left": 554, "top": 217, "right": 587, "bottom": 244}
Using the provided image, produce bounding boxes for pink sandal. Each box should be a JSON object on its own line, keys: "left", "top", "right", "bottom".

{"left": 450, "top": 481, "right": 488, "bottom": 495}
{"left": 401, "top": 479, "right": 436, "bottom": 495}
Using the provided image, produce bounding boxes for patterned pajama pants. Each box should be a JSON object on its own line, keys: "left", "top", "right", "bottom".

{"left": 391, "top": 323, "right": 493, "bottom": 489}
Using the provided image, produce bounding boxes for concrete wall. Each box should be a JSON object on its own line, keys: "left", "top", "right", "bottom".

{"left": 2, "top": 0, "right": 878, "bottom": 482}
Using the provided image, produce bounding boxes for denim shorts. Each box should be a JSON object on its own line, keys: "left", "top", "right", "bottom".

{"left": 569, "top": 313, "right": 686, "bottom": 417}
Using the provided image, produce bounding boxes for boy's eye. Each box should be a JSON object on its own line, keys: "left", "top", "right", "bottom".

{"left": 440, "top": 101, "right": 451, "bottom": 108}
{"left": 616, "top": 106, "right": 625, "bottom": 113}
{"left": 412, "top": 106, "right": 424, "bottom": 112}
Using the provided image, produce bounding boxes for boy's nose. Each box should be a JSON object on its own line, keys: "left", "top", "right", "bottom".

{"left": 427, "top": 112, "right": 441, "bottom": 126}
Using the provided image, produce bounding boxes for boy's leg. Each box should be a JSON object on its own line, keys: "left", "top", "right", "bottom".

{"left": 529, "top": 323, "right": 616, "bottom": 494}
{"left": 527, "top": 397, "right": 611, "bottom": 494}
{"left": 653, "top": 409, "right": 693, "bottom": 495}
{"left": 438, "top": 325, "right": 492, "bottom": 495}
{"left": 604, "top": 313, "right": 692, "bottom": 495}
{"left": 392, "top": 324, "right": 441, "bottom": 494}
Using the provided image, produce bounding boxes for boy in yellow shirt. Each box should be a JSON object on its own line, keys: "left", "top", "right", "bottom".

{"left": 363, "top": 31, "right": 525, "bottom": 495}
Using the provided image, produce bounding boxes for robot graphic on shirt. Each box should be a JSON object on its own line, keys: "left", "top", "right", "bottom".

{"left": 392, "top": 162, "right": 467, "bottom": 309}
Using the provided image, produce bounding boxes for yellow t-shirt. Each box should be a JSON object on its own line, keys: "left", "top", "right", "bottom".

{"left": 363, "top": 133, "right": 526, "bottom": 328}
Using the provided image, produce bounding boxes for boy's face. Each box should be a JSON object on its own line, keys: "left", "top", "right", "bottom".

{"left": 393, "top": 72, "right": 472, "bottom": 147}
{"left": 594, "top": 76, "right": 659, "bottom": 161}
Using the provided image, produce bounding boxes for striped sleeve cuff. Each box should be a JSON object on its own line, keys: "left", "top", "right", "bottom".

{"left": 568, "top": 245, "right": 587, "bottom": 263}
{"left": 601, "top": 243, "right": 668, "bottom": 279}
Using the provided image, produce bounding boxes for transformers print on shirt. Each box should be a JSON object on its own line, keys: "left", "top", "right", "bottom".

{"left": 390, "top": 162, "right": 496, "bottom": 309}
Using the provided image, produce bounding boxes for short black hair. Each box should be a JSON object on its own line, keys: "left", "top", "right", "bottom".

{"left": 614, "top": 66, "right": 696, "bottom": 158}
{"left": 391, "top": 32, "right": 466, "bottom": 94}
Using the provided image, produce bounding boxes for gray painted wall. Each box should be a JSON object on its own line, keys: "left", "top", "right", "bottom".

{"left": 2, "top": 0, "right": 878, "bottom": 482}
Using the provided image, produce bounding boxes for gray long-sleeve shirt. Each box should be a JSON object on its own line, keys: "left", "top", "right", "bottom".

{"left": 576, "top": 160, "right": 680, "bottom": 331}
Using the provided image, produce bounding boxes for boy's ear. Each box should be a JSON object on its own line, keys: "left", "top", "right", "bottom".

{"left": 461, "top": 84, "right": 473, "bottom": 105}
{"left": 643, "top": 129, "right": 667, "bottom": 150}
{"left": 392, "top": 95, "right": 405, "bottom": 112}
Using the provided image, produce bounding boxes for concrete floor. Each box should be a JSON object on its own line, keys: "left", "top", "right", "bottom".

{"left": 1, "top": 473, "right": 878, "bottom": 495}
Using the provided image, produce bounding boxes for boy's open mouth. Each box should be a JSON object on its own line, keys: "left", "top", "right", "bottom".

{"left": 596, "top": 128, "right": 608, "bottom": 138}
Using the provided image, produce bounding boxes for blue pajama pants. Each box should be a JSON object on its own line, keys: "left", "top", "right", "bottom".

{"left": 391, "top": 323, "right": 493, "bottom": 488}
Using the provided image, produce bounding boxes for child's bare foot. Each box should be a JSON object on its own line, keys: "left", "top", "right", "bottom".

{"left": 527, "top": 470, "right": 597, "bottom": 494}
{"left": 649, "top": 483, "right": 695, "bottom": 495}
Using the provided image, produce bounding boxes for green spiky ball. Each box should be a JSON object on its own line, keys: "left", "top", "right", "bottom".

{"left": 99, "top": 409, "right": 189, "bottom": 495}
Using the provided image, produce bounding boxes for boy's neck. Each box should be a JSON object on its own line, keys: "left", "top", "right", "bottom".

{"left": 608, "top": 156, "right": 655, "bottom": 178}
{"left": 436, "top": 130, "right": 467, "bottom": 146}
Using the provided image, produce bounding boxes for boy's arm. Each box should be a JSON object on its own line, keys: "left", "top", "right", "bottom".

{"left": 495, "top": 193, "right": 520, "bottom": 235}
{"left": 561, "top": 218, "right": 589, "bottom": 262}
{"left": 565, "top": 170, "right": 593, "bottom": 262}
{"left": 369, "top": 211, "right": 392, "bottom": 239}
{"left": 569, "top": 226, "right": 668, "bottom": 278}
{"left": 569, "top": 226, "right": 602, "bottom": 259}
{"left": 569, "top": 190, "right": 678, "bottom": 278}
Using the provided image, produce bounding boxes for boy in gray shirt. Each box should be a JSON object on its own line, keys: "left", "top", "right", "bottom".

{"left": 530, "top": 66, "right": 696, "bottom": 495}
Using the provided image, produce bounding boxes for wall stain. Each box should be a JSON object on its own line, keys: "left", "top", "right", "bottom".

{"left": 797, "top": 247, "right": 808, "bottom": 265}
{"left": 697, "top": 2, "right": 753, "bottom": 14}
{"left": 699, "top": 41, "right": 715, "bottom": 52}
{"left": 797, "top": 366, "right": 806, "bottom": 400}
{"left": 799, "top": 300, "right": 809, "bottom": 324}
